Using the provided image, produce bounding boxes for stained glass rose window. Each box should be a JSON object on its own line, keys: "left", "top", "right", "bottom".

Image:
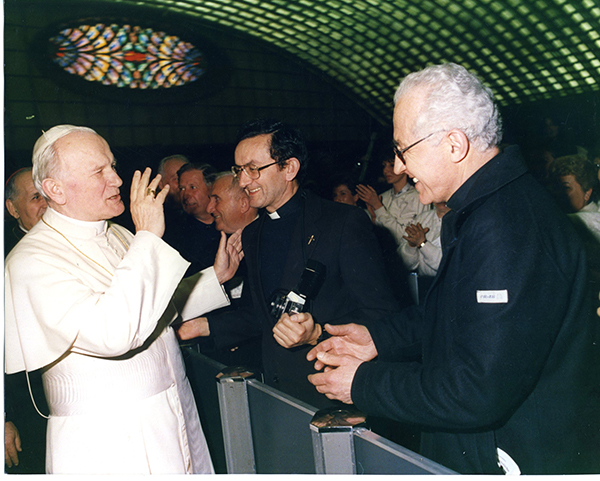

{"left": 49, "top": 23, "right": 206, "bottom": 89}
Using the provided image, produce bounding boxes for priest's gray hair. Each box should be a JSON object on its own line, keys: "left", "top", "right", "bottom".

{"left": 394, "top": 63, "right": 502, "bottom": 151}
{"left": 32, "top": 125, "right": 98, "bottom": 199}
{"left": 214, "top": 171, "right": 247, "bottom": 201}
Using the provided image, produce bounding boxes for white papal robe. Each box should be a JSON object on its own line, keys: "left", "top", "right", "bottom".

{"left": 4, "top": 208, "right": 229, "bottom": 474}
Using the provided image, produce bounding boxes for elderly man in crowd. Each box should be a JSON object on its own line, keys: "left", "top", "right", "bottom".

{"left": 163, "top": 162, "right": 221, "bottom": 276}
{"left": 4, "top": 167, "right": 47, "bottom": 253}
{"left": 190, "top": 171, "right": 262, "bottom": 369}
{"left": 307, "top": 63, "right": 599, "bottom": 474}
{"left": 207, "top": 172, "right": 258, "bottom": 234}
{"left": 4, "top": 167, "right": 48, "bottom": 473}
{"left": 157, "top": 154, "right": 189, "bottom": 229}
{"left": 4, "top": 125, "right": 241, "bottom": 474}
{"left": 158, "top": 154, "right": 189, "bottom": 206}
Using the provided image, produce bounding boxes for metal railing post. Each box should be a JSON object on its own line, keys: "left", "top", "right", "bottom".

{"left": 216, "top": 366, "right": 256, "bottom": 474}
{"left": 310, "top": 406, "right": 368, "bottom": 474}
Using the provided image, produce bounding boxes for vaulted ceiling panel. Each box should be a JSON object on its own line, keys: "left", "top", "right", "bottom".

{"left": 5, "top": 0, "right": 599, "bottom": 162}
{"left": 66, "top": 0, "right": 599, "bottom": 124}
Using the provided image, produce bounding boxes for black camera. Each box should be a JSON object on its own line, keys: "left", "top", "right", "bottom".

{"left": 269, "top": 259, "right": 325, "bottom": 320}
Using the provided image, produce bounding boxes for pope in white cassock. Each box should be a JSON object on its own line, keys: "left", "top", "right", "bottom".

{"left": 4, "top": 125, "right": 243, "bottom": 474}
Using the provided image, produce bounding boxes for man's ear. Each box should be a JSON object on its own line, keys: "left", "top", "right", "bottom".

{"left": 284, "top": 157, "right": 301, "bottom": 182}
{"left": 41, "top": 178, "right": 66, "bottom": 205}
{"left": 240, "top": 195, "right": 250, "bottom": 214}
{"left": 446, "top": 129, "right": 470, "bottom": 163}
{"left": 584, "top": 188, "right": 593, "bottom": 203}
{"left": 5, "top": 199, "right": 19, "bottom": 220}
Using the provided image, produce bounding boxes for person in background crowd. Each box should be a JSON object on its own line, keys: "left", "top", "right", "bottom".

{"left": 550, "top": 154, "right": 600, "bottom": 285}
{"left": 207, "top": 172, "right": 259, "bottom": 234}
{"left": 333, "top": 174, "right": 413, "bottom": 308}
{"left": 158, "top": 154, "right": 189, "bottom": 206}
{"left": 332, "top": 176, "right": 374, "bottom": 221}
{"left": 163, "top": 162, "right": 222, "bottom": 276}
{"left": 356, "top": 150, "right": 430, "bottom": 247}
{"left": 157, "top": 154, "right": 189, "bottom": 232}
{"left": 398, "top": 201, "right": 449, "bottom": 277}
{"left": 306, "top": 63, "right": 600, "bottom": 475}
{"left": 190, "top": 171, "right": 262, "bottom": 371}
{"left": 4, "top": 167, "right": 48, "bottom": 473}
{"left": 398, "top": 201, "right": 450, "bottom": 305}
{"left": 332, "top": 178, "right": 359, "bottom": 206}
{"left": 4, "top": 167, "right": 47, "bottom": 253}
{"left": 551, "top": 154, "right": 599, "bottom": 214}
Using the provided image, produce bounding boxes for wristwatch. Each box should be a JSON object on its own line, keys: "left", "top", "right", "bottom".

{"left": 417, "top": 239, "right": 427, "bottom": 249}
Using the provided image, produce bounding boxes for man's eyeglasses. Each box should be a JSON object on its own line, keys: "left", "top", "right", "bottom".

{"left": 392, "top": 132, "right": 435, "bottom": 165}
{"left": 231, "top": 161, "right": 279, "bottom": 180}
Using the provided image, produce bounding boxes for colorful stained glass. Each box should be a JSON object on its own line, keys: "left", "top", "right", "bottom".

{"left": 49, "top": 23, "right": 206, "bottom": 89}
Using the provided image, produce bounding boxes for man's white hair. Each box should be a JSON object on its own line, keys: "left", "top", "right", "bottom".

{"left": 394, "top": 63, "right": 502, "bottom": 151}
{"left": 32, "top": 125, "right": 98, "bottom": 199}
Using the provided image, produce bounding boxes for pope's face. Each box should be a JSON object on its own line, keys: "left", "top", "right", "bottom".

{"left": 6, "top": 170, "right": 47, "bottom": 230}
{"left": 54, "top": 131, "right": 124, "bottom": 222}
{"left": 392, "top": 90, "right": 452, "bottom": 205}
{"left": 235, "top": 134, "right": 291, "bottom": 213}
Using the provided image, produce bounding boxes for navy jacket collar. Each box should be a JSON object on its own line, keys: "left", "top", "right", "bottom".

{"left": 447, "top": 145, "right": 527, "bottom": 215}
{"left": 443, "top": 145, "right": 528, "bottom": 250}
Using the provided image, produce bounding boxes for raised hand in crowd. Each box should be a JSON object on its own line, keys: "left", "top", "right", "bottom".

{"left": 356, "top": 184, "right": 383, "bottom": 210}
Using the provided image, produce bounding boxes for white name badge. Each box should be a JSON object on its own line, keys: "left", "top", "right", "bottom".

{"left": 477, "top": 290, "right": 508, "bottom": 304}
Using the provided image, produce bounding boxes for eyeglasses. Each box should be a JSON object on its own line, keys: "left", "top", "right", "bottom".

{"left": 231, "top": 161, "right": 279, "bottom": 180}
{"left": 392, "top": 132, "right": 435, "bottom": 165}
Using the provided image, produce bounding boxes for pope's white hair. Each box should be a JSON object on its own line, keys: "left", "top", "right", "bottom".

{"left": 32, "top": 125, "right": 98, "bottom": 199}
{"left": 394, "top": 63, "right": 502, "bottom": 151}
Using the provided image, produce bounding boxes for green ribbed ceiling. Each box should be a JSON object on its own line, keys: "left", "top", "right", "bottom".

{"left": 41, "top": 0, "right": 600, "bottom": 123}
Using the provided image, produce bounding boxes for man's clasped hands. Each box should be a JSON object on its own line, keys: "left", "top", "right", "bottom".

{"left": 301, "top": 319, "right": 378, "bottom": 405}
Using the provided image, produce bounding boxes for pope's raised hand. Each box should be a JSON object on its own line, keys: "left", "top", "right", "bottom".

{"left": 130, "top": 168, "right": 169, "bottom": 238}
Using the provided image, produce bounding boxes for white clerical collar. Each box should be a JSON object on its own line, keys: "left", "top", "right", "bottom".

{"left": 49, "top": 207, "right": 107, "bottom": 235}
{"left": 267, "top": 211, "right": 281, "bottom": 220}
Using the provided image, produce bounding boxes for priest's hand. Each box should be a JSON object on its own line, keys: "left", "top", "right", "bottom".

{"left": 130, "top": 168, "right": 169, "bottom": 238}
{"left": 307, "top": 323, "right": 377, "bottom": 371}
{"left": 273, "top": 312, "right": 322, "bottom": 348}
{"left": 177, "top": 317, "right": 210, "bottom": 340}
{"left": 214, "top": 229, "right": 244, "bottom": 284}
{"left": 307, "top": 352, "right": 363, "bottom": 404}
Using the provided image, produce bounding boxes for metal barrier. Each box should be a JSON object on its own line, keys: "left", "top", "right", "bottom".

{"left": 183, "top": 347, "right": 456, "bottom": 475}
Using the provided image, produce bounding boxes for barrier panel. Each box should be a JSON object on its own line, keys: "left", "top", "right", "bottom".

{"left": 247, "top": 381, "right": 317, "bottom": 473}
{"left": 183, "top": 347, "right": 456, "bottom": 475}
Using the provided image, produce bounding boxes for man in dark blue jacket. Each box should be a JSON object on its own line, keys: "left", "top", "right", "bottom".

{"left": 307, "top": 63, "right": 600, "bottom": 474}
